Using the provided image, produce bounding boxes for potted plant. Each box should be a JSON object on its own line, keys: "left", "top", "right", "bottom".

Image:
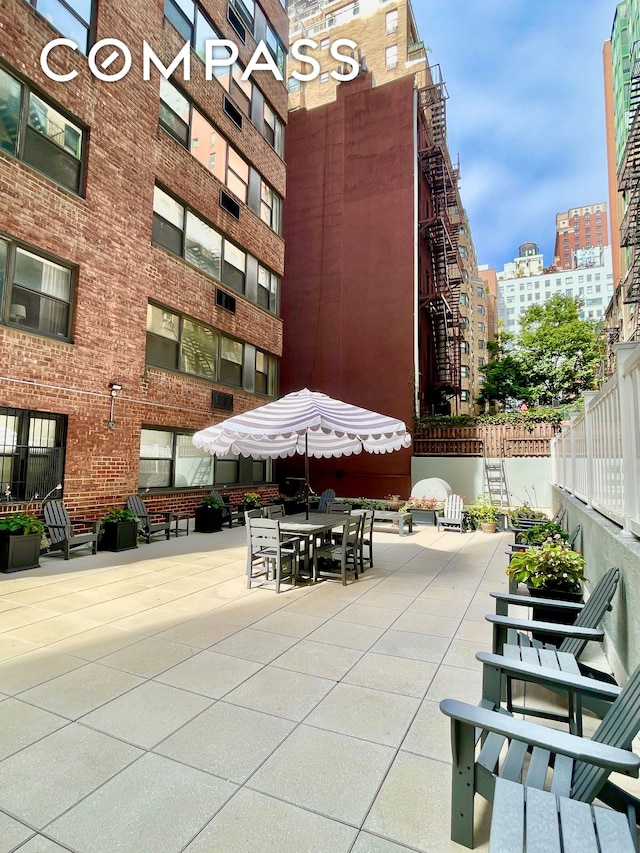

{"left": 509, "top": 505, "right": 549, "bottom": 531}
{"left": 514, "top": 522, "right": 568, "bottom": 549}
{"left": 0, "top": 512, "right": 45, "bottom": 572}
{"left": 404, "top": 496, "right": 443, "bottom": 526}
{"left": 99, "top": 507, "right": 140, "bottom": 552}
{"left": 465, "top": 495, "right": 498, "bottom": 533}
{"left": 194, "top": 494, "right": 225, "bottom": 533}
{"left": 507, "top": 537, "right": 585, "bottom": 634}
{"left": 242, "top": 492, "right": 262, "bottom": 509}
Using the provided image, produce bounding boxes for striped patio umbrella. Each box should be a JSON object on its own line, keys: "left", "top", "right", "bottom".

{"left": 193, "top": 388, "right": 412, "bottom": 518}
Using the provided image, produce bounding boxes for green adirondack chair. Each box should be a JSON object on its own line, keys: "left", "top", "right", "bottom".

{"left": 439, "top": 662, "right": 640, "bottom": 849}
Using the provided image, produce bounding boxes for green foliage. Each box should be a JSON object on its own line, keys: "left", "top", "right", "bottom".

{"left": 509, "top": 506, "right": 549, "bottom": 524}
{"left": 0, "top": 512, "right": 44, "bottom": 536}
{"left": 515, "top": 522, "right": 567, "bottom": 545}
{"left": 506, "top": 539, "right": 585, "bottom": 593}
{"left": 101, "top": 507, "right": 139, "bottom": 523}
{"left": 199, "top": 495, "right": 225, "bottom": 509}
{"left": 477, "top": 354, "right": 529, "bottom": 408}
{"left": 517, "top": 294, "right": 604, "bottom": 406}
{"left": 242, "top": 492, "right": 262, "bottom": 508}
{"left": 415, "top": 408, "right": 562, "bottom": 430}
{"left": 465, "top": 495, "right": 498, "bottom": 523}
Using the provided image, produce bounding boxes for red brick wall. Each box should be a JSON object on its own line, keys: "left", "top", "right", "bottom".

{"left": 0, "top": 0, "right": 286, "bottom": 519}
{"left": 280, "top": 73, "right": 416, "bottom": 498}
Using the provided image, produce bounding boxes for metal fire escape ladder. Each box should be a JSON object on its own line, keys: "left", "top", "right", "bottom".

{"left": 417, "top": 66, "right": 462, "bottom": 400}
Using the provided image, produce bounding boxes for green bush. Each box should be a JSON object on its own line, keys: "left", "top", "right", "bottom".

{"left": 0, "top": 512, "right": 44, "bottom": 536}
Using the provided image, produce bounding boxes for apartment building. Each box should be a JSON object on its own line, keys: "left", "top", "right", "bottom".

{"left": 553, "top": 203, "right": 609, "bottom": 270}
{"left": 0, "top": 0, "right": 288, "bottom": 516}
{"left": 496, "top": 245, "right": 614, "bottom": 336}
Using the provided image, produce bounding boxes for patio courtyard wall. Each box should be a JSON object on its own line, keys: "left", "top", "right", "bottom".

{"left": 411, "top": 456, "right": 552, "bottom": 509}
{"left": 552, "top": 487, "right": 640, "bottom": 683}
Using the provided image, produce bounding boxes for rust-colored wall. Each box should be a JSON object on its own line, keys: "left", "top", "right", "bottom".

{"left": 281, "top": 73, "right": 416, "bottom": 498}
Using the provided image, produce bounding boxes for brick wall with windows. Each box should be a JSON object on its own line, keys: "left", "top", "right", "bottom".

{"left": 0, "top": 0, "right": 288, "bottom": 519}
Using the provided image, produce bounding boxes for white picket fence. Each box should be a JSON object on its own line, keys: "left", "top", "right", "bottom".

{"left": 551, "top": 341, "right": 640, "bottom": 538}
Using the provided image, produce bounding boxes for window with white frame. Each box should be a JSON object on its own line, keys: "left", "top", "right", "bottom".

{"left": 385, "top": 9, "right": 398, "bottom": 33}
{"left": 385, "top": 45, "right": 398, "bottom": 68}
{"left": 260, "top": 181, "right": 283, "bottom": 235}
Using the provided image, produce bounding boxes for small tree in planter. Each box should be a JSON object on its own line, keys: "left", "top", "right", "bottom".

{"left": 0, "top": 512, "right": 45, "bottom": 572}
{"left": 99, "top": 507, "right": 140, "bottom": 552}
{"left": 194, "top": 495, "right": 225, "bottom": 533}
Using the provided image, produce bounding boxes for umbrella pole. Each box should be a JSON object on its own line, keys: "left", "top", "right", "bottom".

{"left": 305, "top": 433, "right": 310, "bottom": 520}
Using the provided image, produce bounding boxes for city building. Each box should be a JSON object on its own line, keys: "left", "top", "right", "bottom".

{"left": 280, "top": 0, "right": 482, "bottom": 496}
{"left": 0, "top": 0, "right": 289, "bottom": 515}
{"left": 602, "top": 0, "right": 640, "bottom": 358}
{"left": 495, "top": 244, "right": 614, "bottom": 336}
{"left": 553, "top": 203, "right": 609, "bottom": 270}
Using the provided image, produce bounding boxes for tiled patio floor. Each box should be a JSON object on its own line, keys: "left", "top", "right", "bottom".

{"left": 0, "top": 524, "right": 524, "bottom": 852}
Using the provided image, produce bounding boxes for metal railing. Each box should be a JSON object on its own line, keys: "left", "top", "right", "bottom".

{"left": 551, "top": 341, "right": 640, "bottom": 537}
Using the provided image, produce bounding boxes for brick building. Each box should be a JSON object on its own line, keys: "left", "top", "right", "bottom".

{"left": 0, "top": 0, "right": 288, "bottom": 519}
{"left": 553, "top": 203, "right": 609, "bottom": 270}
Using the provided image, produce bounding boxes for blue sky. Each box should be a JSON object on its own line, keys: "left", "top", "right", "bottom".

{"left": 413, "top": 0, "right": 618, "bottom": 270}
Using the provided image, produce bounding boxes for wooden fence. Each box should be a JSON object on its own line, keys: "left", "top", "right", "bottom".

{"left": 413, "top": 423, "right": 559, "bottom": 458}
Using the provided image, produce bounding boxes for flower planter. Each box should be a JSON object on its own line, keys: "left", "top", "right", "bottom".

{"left": 0, "top": 532, "right": 42, "bottom": 573}
{"left": 480, "top": 522, "right": 497, "bottom": 534}
{"left": 194, "top": 505, "right": 224, "bottom": 533}
{"left": 410, "top": 509, "right": 438, "bottom": 526}
{"left": 99, "top": 520, "right": 138, "bottom": 552}
{"left": 527, "top": 583, "right": 584, "bottom": 643}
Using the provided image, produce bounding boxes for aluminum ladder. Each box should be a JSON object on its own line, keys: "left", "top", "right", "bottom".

{"left": 483, "top": 459, "right": 510, "bottom": 508}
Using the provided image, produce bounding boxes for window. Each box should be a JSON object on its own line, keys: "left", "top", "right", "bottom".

{"left": 263, "top": 102, "right": 284, "bottom": 157}
{"left": 478, "top": 340, "right": 485, "bottom": 349}
{"left": 460, "top": 340, "right": 469, "bottom": 354}
{"left": 0, "top": 407, "right": 66, "bottom": 501}
{"left": 229, "top": 0, "right": 254, "bottom": 34}
{"left": 566, "top": 288, "right": 573, "bottom": 296}
{"left": 152, "top": 186, "right": 246, "bottom": 294}
{"left": 288, "top": 76, "right": 300, "bottom": 93}
{"left": 506, "top": 296, "right": 514, "bottom": 304}
{"left": 320, "top": 72, "right": 329, "bottom": 84}
{"left": 461, "top": 365, "right": 470, "bottom": 378}
{"left": 478, "top": 322, "right": 485, "bottom": 332}
{"left": 578, "top": 275, "right": 584, "bottom": 283}
{"left": 459, "top": 293, "right": 468, "bottom": 305}
{"left": 385, "top": 45, "right": 398, "bottom": 69}
{"left": 477, "top": 286, "right": 485, "bottom": 297}
{"left": 26, "top": 0, "right": 93, "bottom": 53}
{"left": 386, "top": 9, "right": 398, "bottom": 33}
{"left": 139, "top": 427, "right": 213, "bottom": 489}
{"left": 217, "top": 61, "right": 252, "bottom": 118}
{"left": 478, "top": 357, "right": 485, "bottom": 366}
{"left": 257, "top": 264, "right": 279, "bottom": 314}
{"left": 320, "top": 37, "right": 330, "bottom": 49}
{"left": 0, "top": 237, "right": 74, "bottom": 339}
{"left": 527, "top": 294, "right": 532, "bottom": 301}
{"left": 0, "top": 67, "right": 85, "bottom": 193}
{"left": 477, "top": 304, "right": 484, "bottom": 314}
{"left": 566, "top": 276, "right": 573, "bottom": 284}
{"left": 255, "top": 350, "right": 277, "bottom": 395}
{"left": 260, "top": 181, "right": 282, "bottom": 234}
{"left": 146, "top": 303, "right": 251, "bottom": 390}
{"left": 265, "top": 24, "right": 286, "bottom": 75}
{"left": 159, "top": 80, "right": 250, "bottom": 204}
{"left": 460, "top": 391, "right": 470, "bottom": 402}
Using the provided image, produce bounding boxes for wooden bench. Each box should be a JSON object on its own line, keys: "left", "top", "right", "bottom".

{"left": 490, "top": 777, "right": 636, "bottom": 852}
{"left": 373, "top": 510, "right": 413, "bottom": 536}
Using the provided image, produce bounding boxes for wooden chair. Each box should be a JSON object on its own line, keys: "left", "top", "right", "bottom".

{"left": 126, "top": 495, "right": 171, "bottom": 543}
{"left": 246, "top": 516, "right": 298, "bottom": 593}
{"left": 317, "top": 488, "right": 336, "bottom": 511}
{"left": 482, "top": 567, "right": 620, "bottom": 734}
{"left": 314, "top": 515, "right": 361, "bottom": 585}
{"left": 354, "top": 508, "right": 374, "bottom": 570}
{"left": 43, "top": 500, "right": 100, "bottom": 560}
{"left": 437, "top": 494, "right": 464, "bottom": 532}
{"left": 211, "top": 490, "right": 240, "bottom": 528}
{"left": 439, "top": 663, "right": 640, "bottom": 849}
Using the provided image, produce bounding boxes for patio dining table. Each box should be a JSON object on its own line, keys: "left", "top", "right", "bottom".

{"left": 279, "top": 512, "right": 347, "bottom": 580}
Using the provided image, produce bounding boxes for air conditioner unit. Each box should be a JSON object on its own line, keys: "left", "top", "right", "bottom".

{"left": 212, "top": 391, "right": 234, "bottom": 411}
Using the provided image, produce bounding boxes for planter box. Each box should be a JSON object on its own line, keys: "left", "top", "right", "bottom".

{"left": 0, "top": 532, "right": 42, "bottom": 573}
{"left": 527, "top": 583, "right": 583, "bottom": 643}
{"left": 194, "top": 505, "right": 224, "bottom": 533}
{"left": 99, "top": 520, "right": 138, "bottom": 552}
{"left": 410, "top": 509, "right": 438, "bottom": 526}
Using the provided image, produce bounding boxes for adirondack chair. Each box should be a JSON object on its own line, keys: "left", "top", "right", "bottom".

{"left": 211, "top": 490, "right": 239, "bottom": 528}
{"left": 126, "top": 495, "right": 171, "bottom": 543}
{"left": 43, "top": 500, "right": 100, "bottom": 560}
{"left": 437, "top": 494, "right": 464, "bottom": 532}
{"left": 489, "top": 777, "right": 637, "bottom": 853}
{"left": 482, "top": 568, "right": 621, "bottom": 732}
{"left": 317, "top": 489, "right": 336, "bottom": 512}
{"left": 439, "top": 662, "right": 640, "bottom": 849}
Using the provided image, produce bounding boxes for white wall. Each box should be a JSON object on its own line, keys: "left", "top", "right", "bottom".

{"left": 411, "top": 456, "right": 552, "bottom": 510}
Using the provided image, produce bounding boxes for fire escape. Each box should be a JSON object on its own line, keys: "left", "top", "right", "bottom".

{"left": 618, "top": 40, "right": 640, "bottom": 341}
{"left": 417, "top": 66, "right": 463, "bottom": 409}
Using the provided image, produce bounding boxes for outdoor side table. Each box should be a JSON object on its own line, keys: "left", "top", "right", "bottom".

{"left": 373, "top": 510, "right": 413, "bottom": 536}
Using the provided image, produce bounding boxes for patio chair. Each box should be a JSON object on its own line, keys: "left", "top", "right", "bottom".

{"left": 439, "top": 662, "right": 640, "bottom": 849}
{"left": 314, "top": 514, "right": 361, "bottom": 585}
{"left": 482, "top": 567, "right": 620, "bottom": 732}
{"left": 490, "top": 777, "right": 637, "bottom": 853}
{"left": 354, "top": 508, "right": 374, "bottom": 570}
{"left": 437, "top": 494, "right": 464, "bottom": 532}
{"left": 317, "top": 488, "right": 336, "bottom": 511}
{"left": 43, "top": 500, "right": 100, "bottom": 560}
{"left": 246, "top": 516, "right": 298, "bottom": 593}
{"left": 126, "top": 495, "right": 171, "bottom": 543}
{"left": 265, "top": 504, "right": 285, "bottom": 519}
{"left": 211, "top": 490, "right": 237, "bottom": 529}
{"left": 326, "top": 502, "right": 351, "bottom": 513}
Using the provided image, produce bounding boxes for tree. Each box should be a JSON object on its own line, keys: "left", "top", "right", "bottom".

{"left": 477, "top": 329, "right": 529, "bottom": 408}
{"left": 516, "top": 294, "right": 602, "bottom": 406}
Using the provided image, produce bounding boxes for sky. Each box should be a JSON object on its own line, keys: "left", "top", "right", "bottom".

{"left": 413, "top": 0, "right": 618, "bottom": 270}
